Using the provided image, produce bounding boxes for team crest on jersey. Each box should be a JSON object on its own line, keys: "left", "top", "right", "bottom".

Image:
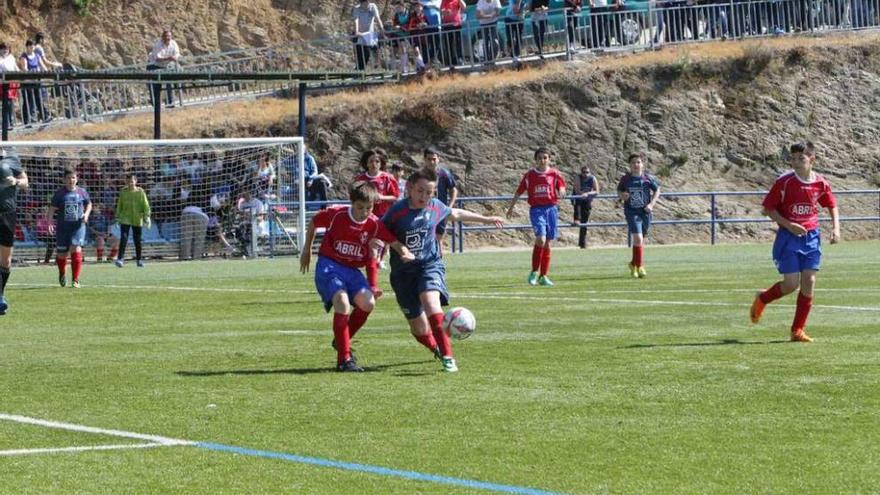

{"left": 359, "top": 231, "right": 369, "bottom": 244}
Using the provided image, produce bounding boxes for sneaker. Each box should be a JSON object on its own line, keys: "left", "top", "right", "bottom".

{"left": 628, "top": 263, "right": 639, "bottom": 278}
{"left": 637, "top": 266, "right": 647, "bottom": 278}
{"left": 136, "top": 260, "right": 145, "bottom": 268}
{"left": 538, "top": 275, "right": 554, "bottom": 287}
{"left": 59, "top": 274, "right": 66, "bottom": 287}
{"left": 441, "top": 356, "right": 458, "bottom": 373}
{"left": 337, "top": 359, "right": 364, "bottom": 372}
{"left": 790, "top": 329, "right": 813, "bottom": 343}
{"left": 0, "top": 295, "right": 7, "bottom": 315}
{"left": 749, "top": 292, "right": 766, "bottom": 325}
{"left": 527, "top": 271, "right": 539, "bottom": 286}
{"left": 114, "top": 259, "right": 124, "bottom": 268}
{"left": 71, "top": 280, "right": 80, "bottom": 289}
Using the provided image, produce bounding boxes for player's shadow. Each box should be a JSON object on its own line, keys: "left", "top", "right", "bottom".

{"left": 176, "top": 360, "right": 433, "bottom": 376}
{"left": 621, "top": 338, "right": 789, "bottom": 349}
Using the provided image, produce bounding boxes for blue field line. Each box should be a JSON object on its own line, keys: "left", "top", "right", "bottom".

{"left": 195, "top": 442, "right": 567, "bottom": 495}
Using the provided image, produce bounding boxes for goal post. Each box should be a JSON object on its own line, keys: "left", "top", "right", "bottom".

{"left": 3, "top": 137, "right": 307, "bottom": 262}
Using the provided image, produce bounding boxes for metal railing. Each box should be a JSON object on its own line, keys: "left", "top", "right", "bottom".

{"left": 1, "top": 0, "right": 879, "bottom": 132}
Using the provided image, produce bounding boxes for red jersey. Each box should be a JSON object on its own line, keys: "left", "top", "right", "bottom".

{"left": 515, "top": 167, "right": 567, "bottom": 207}
{"left": 314, "top": 205, "right": 397, "bottom": 268}
{"left": 355, "top": 171, "right": 400, "bottom": 217}
{"left": 762, "top": 171, "right": 836, "bottom": 231}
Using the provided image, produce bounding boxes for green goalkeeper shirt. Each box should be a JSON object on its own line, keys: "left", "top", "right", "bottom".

{"left": 115, "top": 187, "right": 151, "bottom": 227}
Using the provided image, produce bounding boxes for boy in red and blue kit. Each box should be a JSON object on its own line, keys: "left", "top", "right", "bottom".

{"left": 505, "top": 147, "right": 566, "bottom": 287}
{"left": 300, "top": 182, "right": 414, "bottom": 372}
{"left": 355, "top": 149, "right": 401, "bottom": 297}
{"left": 750, "top": 142, "right": 840, "bottom": 343}
{"left": 48, "top": 169, "right": 91, "bottom": 289}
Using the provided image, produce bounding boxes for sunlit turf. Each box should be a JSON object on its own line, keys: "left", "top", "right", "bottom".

{"left": 1, "top": 241, "right": 878, "bottom": 494}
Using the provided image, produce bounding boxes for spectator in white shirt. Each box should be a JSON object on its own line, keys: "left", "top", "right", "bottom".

{"left": 146, "top": 29, "right": 180, "bottom": 107}
{"left": 0, "top": 43, "right": 20, "bottom": 130}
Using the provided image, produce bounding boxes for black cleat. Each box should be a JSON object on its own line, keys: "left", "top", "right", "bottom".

{"left": 331, "top": 339, "right": 357, "bottom": 364}
{"left": 337, "top": 359, "right": 364, "bottom": 372}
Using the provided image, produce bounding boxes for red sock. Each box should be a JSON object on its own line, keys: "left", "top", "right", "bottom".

{"left": 96, "top": 248, "right": 104, "bottom": 261}
{"left": 531, "top": 245, "right": 543, "bottom": 272}
{"left": 759, "top": 282, "right": 785, "bottom": 304}
{"left": 109, "top": 247, "right": 118, "bottom": 259}
{"left": 71, "top": 252, "right": 83, "bottom": 281}
{"left": 413, "top": 332, "right": 438, "bottom": 351}
{"left": 540, "top": 245, "right": 551, "bottom": 276}
{"left": 429, "top": 312, "right": 452, "bottom": 358}
{"left": 791, "top": 292, "right": 813, "bottom": 332}
{"left": 332, "top": 313, "right": 351, "bottom": 365}
{"left": 366, "top": 259, "right": 379, "bottom": 290}
{"left": 56, "top": 255, "right": 67, "bottom": 277}
{"left": 349, "top": 308, "right": 370, "bottom": 338}
{"left": 633, "top": 245, "right": 644, "bottom": 267}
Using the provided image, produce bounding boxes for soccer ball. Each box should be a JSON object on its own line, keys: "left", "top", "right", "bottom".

{"left": 443, "top": 307, "right": 476, "bottom": 340}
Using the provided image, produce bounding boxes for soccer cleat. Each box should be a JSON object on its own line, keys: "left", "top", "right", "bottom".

{"left": 331, "top": 339, "right": 357, "bottom": 364}
{"left": 527, "top": 271, "right": 539, "bottom": 286}
{"left": 441, "top": 357, "right": 458, "bottom": 373}
{"left": 114, "top": 259, "right": 124, "bottom": 268}
{"left": 59, "top": 274, "right": 66, "bottom": 287}
{"left": 628, "top": 263, "right": 639, "bottom": 278}
{"left": 750, "top": 292, "right": 766, "bottom": 325}
{"left": 432, "top": 346, "right": 442, "bottom": 360}
{"left": 0, "top": 295, "right": 8, "bottom": 315}
{"left": 71, "top": 280, "right": 81, "bottom": 289}
{"left": 136, "top": 260, "right": 145, "bottom": 268}
{"left": 790, "top": 329, "right": 813, "bottom": 343}
{"left": 637, "top": 266, "right": 647, "bottom": 278}
{"left": 538, "top": 275, "right": 554, "bottom": 286}
{"left": 337, "top": 359, "right": 364, "bottom": 372}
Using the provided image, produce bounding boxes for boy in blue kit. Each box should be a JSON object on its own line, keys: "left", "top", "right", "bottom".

{"left": 48, "top": 169, "right": 92, "bottom": 288}
{"left": 616, "top": 153, "right": 660, "bottom": 278}
{"left": 301, "top": 182, "right": 414, "bottom": 372}
{"left": 383, "top": 169, "right": 504, "bottom": 373}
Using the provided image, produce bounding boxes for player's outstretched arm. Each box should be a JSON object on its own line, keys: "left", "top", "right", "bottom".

{"left": 829, "top": 206, "right": 841, "bottom": 243}
{"left": 389, "top": 241, "right": 415, "bottom": 262}
{"left": 299, "top": 221, "right": 317, "bottom": 274}
{"left": 449, "top": 209, "right": 504, "bottom": 228}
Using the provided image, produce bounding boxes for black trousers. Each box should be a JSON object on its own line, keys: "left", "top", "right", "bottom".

{"left": 118, "top": 224, "right": 143, "bottom": 261}
{"left": 574, "top": 202, "right": 592, "bottom": 247}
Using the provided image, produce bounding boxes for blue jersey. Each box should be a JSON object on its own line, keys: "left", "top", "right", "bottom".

{"left": 51, "top": 187, "right": 91, "bottom": 223}
{"left": 435, "top": 167, "right": 457, "bottom": 206}
{"left": 382, "top": 198, "right": 452, "bottom": 270}
{"left": 616, "top": 173, "right": 659, "bottom": 211}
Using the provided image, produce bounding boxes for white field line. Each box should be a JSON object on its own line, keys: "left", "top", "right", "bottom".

{"left": 0, "top": 443, "right": 167, "bottom": 456}
{"left": 0, "top": 414, "right": 195, "bottom": 446}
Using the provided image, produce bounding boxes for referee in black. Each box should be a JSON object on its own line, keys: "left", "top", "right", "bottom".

{"left": 1, "top": 153, "right": 28, "bottom": 315}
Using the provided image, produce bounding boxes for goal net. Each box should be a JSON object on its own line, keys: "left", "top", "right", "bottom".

{"left": 4, "top": 137, "right": 306, "bottom": 262}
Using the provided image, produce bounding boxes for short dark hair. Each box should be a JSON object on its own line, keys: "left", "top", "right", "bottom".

{"left": 0, "top": 43, "right": 8, "bottom": 51}
{"left": 390, "top": 162, "right": 403, "bottom": 172}
{"left": 358, "top": 149, "right": 381, "bottom": 171}
{"left": 534, "top": 147, "right": 551, "bottom": 160}
{"left": 35, "top": 33, "right": 45, "bottom": 44}
{"left": 789, "top": 142, "right": 807, "bottom": 154}
{"left": 409, "top": 168, "right": 437, "bottom": 184}
{"left": 627, "top": 152, "right": 643, "bottom": 163}
{"left": 25, "top": 39, "right": 35, "bottom": 47}
{"left": 63, "top": 168, "right": 77, "bottom": 178}
{"left": 350, "top": 180, "right": 379, "bottom": 203}
{"left": 423, "top": 146, "right": 440, "bottom": 158}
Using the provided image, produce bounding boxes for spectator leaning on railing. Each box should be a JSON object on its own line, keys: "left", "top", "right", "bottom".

{"left": 475, "top": 0, "right": 502, "bottom": 63}
{"left": 352, "top": 0, "right": 384, "bottom": 70}
{"left": 147, "top": 29, "right": 180, "bottom": 107}
{"left": 19, "top": 39, "right": 51, "bottom": 125}
{"left": 440, "top": 0, "right": 466, "bottom": 67}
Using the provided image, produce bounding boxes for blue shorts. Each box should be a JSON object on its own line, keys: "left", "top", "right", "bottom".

{"left": 56, "top": 221, "right": 87, "bottom": 252}
{"left": 314, "top": 256, "right": 371, "bottom": 313}
{"left": 625, "top": 209, "right": 652, "bottom": 235}
{"left": 773, "top": 228, "right": 822, "bottom": 274}
{"left": 529, "top": 205, "right": 559, "bottom": 240}
{"left": 390, "top": 261, "right": 449, "bottom": 319}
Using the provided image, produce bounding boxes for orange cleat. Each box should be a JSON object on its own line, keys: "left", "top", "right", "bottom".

{"left": 750, "top": 292, "right": 766, "bottom": 324}
{"left": 790, "top": 329, "right": 813, "bottom": 343}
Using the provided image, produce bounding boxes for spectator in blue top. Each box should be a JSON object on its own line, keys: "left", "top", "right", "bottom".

{"left": 421, "top": 146, "right": 458, "bottom": 251}
{"left": 19, "top": 39, "right": 51, "bottom": 125}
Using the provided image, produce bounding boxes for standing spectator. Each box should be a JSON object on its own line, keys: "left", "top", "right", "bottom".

{"left": 590, "top": 0, "right": 621, "bottom": 48}
{"left": 48, "top": 169, "right": 91, "bottom": 289}
{"left": 352, "top": 0, "right": 384, "bottom": 70}
{"left": 505, "top": 147, "right": 567, "bottom": 286}
{"left": 475, "top": 0, "right": 502, "bottom": 62}
{"left": 33, "top": 33, "right": 63, "bottom": 69}
{"left": 531, "top": 0, "right": 550, "bottom": 57}
{"left": 749, "top": 142, "right": 840, "bottom": 343}
{"left": 405, "top": 2, "right": 431, "bottom": 70}
{"left": 571, "top": 165, "right": 600, "bottom": 248}
{"left": 0, "top": 154, "right": 28, "bottom": 315}
{"left": 565, "top": 0, "right": 587, "bottom": 50}
{"left": 355, "top": 149, "right": 401, "bottom": 296}
{"left": 421, "top": 146, "right": 458, "bottom": 253}
{"left": 440, "top": 0, "right": 466, "bottom": 67}
{"left": 146, "top": 29, "right": 180, "bottom": 107}
{"left": 420, "top": 0, "right": 443, "bottom": 65}
{"left": 114, "top": 173, "right": 152, "bottom": 268}
{"left": 617, "top": 153, "right": 660, "bottom": 278}
{"left": 19, "top": 39, "right": 51, "bottom": 125}
{"left": 505, "top": 0, "right": 528, "bottom": 66}
{"left": 390, "top": 0, "right": 413, "bottom": 72}
{"left": 0, "top": 43, "right": 19, "bottom": 130}
{"left": 382, "top": 169, "right": 504, "bottom": 372}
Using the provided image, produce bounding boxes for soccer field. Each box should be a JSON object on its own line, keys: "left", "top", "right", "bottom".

{"left": 1, "top": 241, "right": 878, "bottom": 494}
